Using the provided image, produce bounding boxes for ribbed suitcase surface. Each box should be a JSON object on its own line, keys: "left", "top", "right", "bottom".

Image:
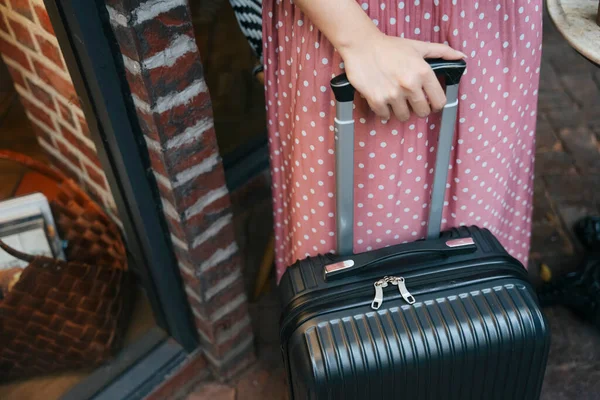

{"left": 278, "top": 62, "right": 550, "bottom": 399}
{"left": 279, "top": 228, "right": 551, "bottom": 400}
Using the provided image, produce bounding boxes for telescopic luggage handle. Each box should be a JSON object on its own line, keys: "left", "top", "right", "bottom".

{"left": 329, "top": 58, "right": 467, "bottom": 259}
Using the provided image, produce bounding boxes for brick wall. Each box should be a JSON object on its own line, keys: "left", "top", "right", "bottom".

{"left": 0, "top": 0, "right": 117, "bottom": 216}
{"left": 104, "top": 0, "right": 254, "bottom": 379}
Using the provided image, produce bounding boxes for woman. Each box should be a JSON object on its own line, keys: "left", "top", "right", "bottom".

{"left": 263, "top": 0, "right": 543, "bottom": 281}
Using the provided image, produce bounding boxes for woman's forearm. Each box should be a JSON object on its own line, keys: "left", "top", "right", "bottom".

{"left": 291, "top": 0, "right": 464, "bottom": 121}
{"left": 293, "top": 0, "right": 382, "bottom": 56}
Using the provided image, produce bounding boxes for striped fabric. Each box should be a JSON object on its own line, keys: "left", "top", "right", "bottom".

{"left": 229, "top": 0, "right": 263, "bottom": 62}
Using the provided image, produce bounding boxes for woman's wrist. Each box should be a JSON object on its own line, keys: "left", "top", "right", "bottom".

{"left": 294, "top": 0, "right": 383, "bottom": 60}
{"left": 336, "top": 26, "right": 384, "bottom": 59}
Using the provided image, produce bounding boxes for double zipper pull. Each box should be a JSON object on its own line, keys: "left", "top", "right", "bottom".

{"left": 396, "top": 277, "right": 416, "bottom": 305}
{"left": 370, "top": 276, "right": 415, "bottom": 310}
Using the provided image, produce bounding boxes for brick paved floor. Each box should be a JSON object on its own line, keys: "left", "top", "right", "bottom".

{"left": 189, "top": 5, "right": 600, "bottom": 400}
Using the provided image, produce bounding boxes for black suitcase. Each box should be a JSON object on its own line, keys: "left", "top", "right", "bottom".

{"left": 278, "top": 59, "right": 550, "bottom": 400}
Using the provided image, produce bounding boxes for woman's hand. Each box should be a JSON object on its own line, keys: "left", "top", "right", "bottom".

{"left": 293, "top": 0, "right": 465, "bottom": 122}
{"left": 339, "top": 32, "right": 466, "bottom": 121}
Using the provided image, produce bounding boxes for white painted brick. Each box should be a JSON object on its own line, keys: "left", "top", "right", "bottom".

{"left": 160, "top": 197, "right": 181, "bottom": 222}
{"left": 184, "top": 186, "right": 228, "bottom": 220}
{"left": 173, "top": 152, "right": 219, "bottom": 188}
{"left": 199, "top": 242, "right": 238, "bottom": 274}
{"left": 210, "top": 292, "right": 246, "bottom": 323}
{"left": 170, "top": 233, "right": 189, "bottom": 251}
{"left": 142, "top": 34, "right": 197, "bottom": 70}
{"left": 154, "top": 79, "right": 207, "bottom": 114}
{"left": 121, "top": 54, "right": 141, "bottom": 75}
{"left": 152, "top": 170, "right": 173, "bottom": 191}
{"left": 204, "top": 269, "right": 241, "bottom": 301}
{"left": 143, "top": 135, "right": 162, "bottom": 153}
{"left": 191, "top": 214, "right": 232, "bottom": 249}
{"left": 132, "top": 0, "right": 187, "bottom": 25}
{"left": 216, "top": 315, "right": 251, "bottom": 346}
{"left": 185, "top": 285, "right": 204, "bottom": 306}
{"left": 165, "top": 117, "right": 213, "bottom": 150}
{"left": 105, "top": 5, "right": 129, "bottom": 28}
{"left": 178, "top": 260, "right": 196, "bottom": 280}
{"left": 203, "top": 335, "right": 253, "bottom": 367}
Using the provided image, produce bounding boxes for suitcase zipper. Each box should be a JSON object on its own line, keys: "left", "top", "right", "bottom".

{"left": 372, "top": 276, "right": 415, "bottom": 310}
{"left": 280, "top": 259, "right": 528, "bottom": 344}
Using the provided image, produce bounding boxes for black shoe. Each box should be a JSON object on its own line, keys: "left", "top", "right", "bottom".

{"left": 574, "top": 216, "right": 600, "bottom": 252}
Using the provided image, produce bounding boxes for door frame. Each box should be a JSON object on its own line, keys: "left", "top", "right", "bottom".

{"left": 43, "top": 0, "right": 200, "bottom": 351}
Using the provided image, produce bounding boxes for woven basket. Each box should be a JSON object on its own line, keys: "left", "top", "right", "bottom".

{"left": 0, "top": 150, "right": 132, "bottom": 381}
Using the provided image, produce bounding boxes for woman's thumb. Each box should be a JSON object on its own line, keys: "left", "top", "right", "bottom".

{"left": 421, "top": 42, "right": 467, "bottom": 60}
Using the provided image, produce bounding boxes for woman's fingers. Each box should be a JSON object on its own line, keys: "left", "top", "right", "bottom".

{"left": 422, "top": 69, "right": 447, "bottom": 112}
{"left": 367, "top": 96, "right": 391, "bottom": 120}
{"left": 389, "top": 96, "right": 411, "bottom": 122}
{"left": 406, "top": 87, "right": 431, "bottom": 118}
{"left": 418, "top": 41, "right": 467, "bottom": 60}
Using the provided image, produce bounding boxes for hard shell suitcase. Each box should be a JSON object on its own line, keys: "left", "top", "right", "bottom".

{"left": 278, "top": 59, "right": 550, "bottom": 400}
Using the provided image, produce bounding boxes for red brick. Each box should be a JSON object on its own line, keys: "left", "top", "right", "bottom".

{"left": 160, "top": 127, "right": 219, "bottom": 176}
{"left": 144, "top": 50, "right": 203, "bottom": 100}
{"left": 214, "top": 320, "right": 253, "bottom": 360}
{"left": 145, "top": 352, "right": 208, "bottom": 400}
{"left": 19, "top": 95, "right": 54, "bottom": 129}
{"left": 9, "top": 0, "right": 33, "bottom": 21}
{"left": 33, "top": 59, "right": 77, "bottom": 103}
{"left": 57, "top": 101, "right": 75, "bottom": 127}
{"left": 83, "top": 161, "right": 108, "bottom": 189}
{"left": 35, "top": 34, "right": 64, "bottom": 69}
{"left": 186, "top": 197, "right": 232, "bottom": 236}
{"left": 0, "top": 36, "right": 32, "bottom": 71}
{"left": 5, "top": 64, "right": 26, "bottom": 88}
{"left": 156, "top": 180, "right": 179, "bottom": 209}
{"left": 201, "top": 275, "right": 245, "bottom": 318}
{"left": 112, "top": 8, "right": 193, "bottom": 62}
{"left": 77, "top": 114, "right": 90, "bottom": 138}
{"left": 164, "top": 215, "right": 187, "bottom": 242}
{"left": 30, "top": 123, "right": 55, "bottom": 147}
{"left": 156, "top": 88, "right": 212, "bottom": 139}
{"left": 46, "top": 152, "right": 80, "bottom": 183}
{"left": 162, "top": 166, "right": 228, "bottom": 213}
{"left": 134, "top": 108, "right": 160, "bottom": 142}
{"left": 147, "top": 148, "right": 169, "bottom": 178}
{"left": 194, "top": 316, "right": 217, "bottom": 344}
{"left": 8, "top": 18, "right": 36, "bottom": 50}
{"left": 188, "top": 222, "right": 237, "bottom": 263}
{"left": 82, "top": 179, "right": 107, "bottom": 205}
{"left": 56, "top": 140, "right": 82, "bottom": 170}
{"left": 0, "top": 15, "right": 8, "bottom": 34}
{"left": 26, "top": 78, "right": 55, "bottom": 111}
{"left": 33, "top": 4, "right": 54, "bottom": 34}
{"left": 58, "top": 123, "right": 100, "bottom": 168}
{"left": 124, "top": 68, "right": 152, "bottom": 105}
{"left": 195, "top": 257, "right": 244, "bottom": 304}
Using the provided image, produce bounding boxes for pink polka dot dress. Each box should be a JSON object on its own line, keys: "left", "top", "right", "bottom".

{"left": 263, "top": 0, "right": 543, "bottom": 282}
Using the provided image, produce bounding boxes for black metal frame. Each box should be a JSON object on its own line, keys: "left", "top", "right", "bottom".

{"left": 43, "top": 0, "right": 199, "bottom": 350}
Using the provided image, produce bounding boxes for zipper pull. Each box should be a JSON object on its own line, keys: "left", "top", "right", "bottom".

{"left": 371, "top": 279, "right": 388, "bottom": 310}
{"left": 396, "top": 277, "right": 416, "bottom": 305}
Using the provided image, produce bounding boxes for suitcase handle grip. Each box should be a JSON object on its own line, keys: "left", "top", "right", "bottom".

{"left": 330, "top": 58, "right": 466, "bottom": 257}
{"left": 324, "top": 236, "right": 477, "bottom": 281}
{"left": 330, "top": 58, "right": 467, "bottom": 102}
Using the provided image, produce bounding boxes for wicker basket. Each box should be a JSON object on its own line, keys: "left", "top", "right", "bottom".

{"left": 0, "top": 150, "right": 132, "bottom": 382}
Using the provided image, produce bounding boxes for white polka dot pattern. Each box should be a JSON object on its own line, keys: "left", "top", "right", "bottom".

{"left": 263, "top": 0, "right": 543, "bottom": 282}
